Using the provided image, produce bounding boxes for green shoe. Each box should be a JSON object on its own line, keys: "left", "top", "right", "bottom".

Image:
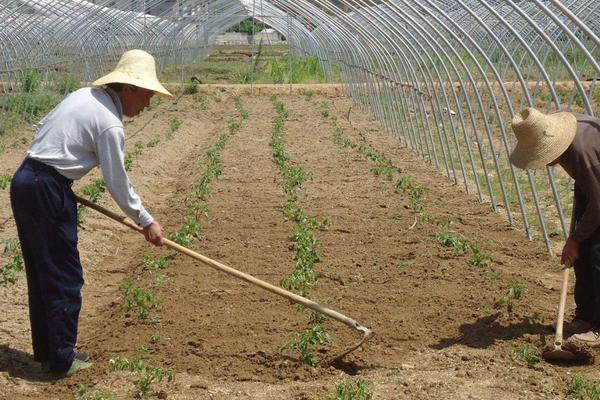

{"left": 73, "top": 352, "right": 90, "bottom": 363}
{"left": 66, "top": 358, "right": 93, "bottom": 376}
{"left": 41, "top": 352, "right": 91, "bottom": 373}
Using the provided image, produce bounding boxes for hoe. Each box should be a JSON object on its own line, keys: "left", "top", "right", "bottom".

{"left": 542, "top": 260, "right": 594, "bottom": 365}
{"left": 76, "top": 196, "right": 374, "bottom": 364}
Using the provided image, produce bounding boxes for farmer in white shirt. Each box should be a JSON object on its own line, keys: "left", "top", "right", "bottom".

{"left": 10, "top": 49, "right": 171, "bottom": 376}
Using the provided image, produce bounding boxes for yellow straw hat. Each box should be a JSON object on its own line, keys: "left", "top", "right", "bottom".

{"left": 93, "top": 49, "right": 172, "bottom": 97}
{"left": 509, "top": 108, "right": 577, "bottom": 170}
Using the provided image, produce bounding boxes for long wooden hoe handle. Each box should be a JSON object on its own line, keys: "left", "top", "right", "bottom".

{"left": 76, "top": 196, "right": 374, "bottom": 360}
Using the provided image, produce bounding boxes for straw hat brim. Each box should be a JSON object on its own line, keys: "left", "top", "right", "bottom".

{"left": 93, "top": 71, "right": 172, "bottom": 98}
{"left": 509, "top": 112, "right": 577, "bottom": 170}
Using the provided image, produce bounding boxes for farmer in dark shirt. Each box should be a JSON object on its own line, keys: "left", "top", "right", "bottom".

{"left": 509, "top": 107, "right": 600, "bottom": 347}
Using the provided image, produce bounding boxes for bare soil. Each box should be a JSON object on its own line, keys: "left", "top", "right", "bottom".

{"left": 1, "top": 84, "right": 598, "bottom": 399}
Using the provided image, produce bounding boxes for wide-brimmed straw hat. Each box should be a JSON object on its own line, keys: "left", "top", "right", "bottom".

{"left": 509, "top": 108, "right": 577, "bottom": 170}
{"left": 93, "top": 49, "right": 172, "bottom": 97}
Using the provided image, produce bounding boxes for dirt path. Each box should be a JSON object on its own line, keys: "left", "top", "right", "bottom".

{"left": 1, "top": 88, "right": 599, "bottom": 399}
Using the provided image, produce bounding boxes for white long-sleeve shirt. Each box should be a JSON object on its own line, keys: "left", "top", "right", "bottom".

{"left": 28, "top": 87, "right": 154, "bottom": 227}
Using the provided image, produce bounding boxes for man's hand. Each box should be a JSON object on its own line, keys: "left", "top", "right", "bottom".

{"left": 143, "top": 221, "right": 165, "bottom": 246}
{"left": 561, "top": 238, "right": 579, "bottom": 267}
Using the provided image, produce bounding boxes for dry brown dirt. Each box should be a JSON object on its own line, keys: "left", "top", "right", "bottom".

{"left": 1, "top": 84, "right": 599, "bottom": 399}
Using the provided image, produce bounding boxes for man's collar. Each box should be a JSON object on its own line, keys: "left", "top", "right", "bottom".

{"left": 104, "top": 86, "right": 124, "bottom": 121}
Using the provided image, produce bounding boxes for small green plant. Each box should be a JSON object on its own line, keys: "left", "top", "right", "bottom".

{"left": 436, "top": 231, "right": 470, "bottom": 254}
{"left": 119, "top": 282, "right": 160, "bottom": 321}
{"left": 488, "top": 270, "right": 501, "bottom": 282}
{"left": 169, "top": 217, "right": 201, "bottom": 247}
{"left": 329, "top": 378, "right": 373, "bottom": 400}
{"left": 468, "top": 242, "right": 492, "bottom": 267}
{"left": 509, "top": 281, "right": 526, "bottom": 299}
{"left": 0, "top": 174, "right": 11, "bottom": 190}
{"left": 108, "top": 347, "right": 174, "bottom": 398}
{"left": 124, "top": 153, "right": 135, "bottom": 171}
{"left": 170, "top": 118, "right": 181, "bottom": 132}
{"left": 77, "top": 205, "right": 88, "bottom": 225}
{"left": 147, "top": 97, "right": 161, "bottom": 111}
{"left": 371, "top": 164, "right": 396, "bottom": 180}
{"left": 510, "top": 343, "right": 540, "bottom": 367}
{"left": 395, "top": 175, "right": 415, "bottom": 191}
{"left": 283, "top": 317, "right": 332, "bottom": 366}
{"left": 146, "top": 136, "right": 161, "bottom": 148}
{"left": 1, "top": 239, "right": 24, "bottom": 284}
{"left": 567, "top": 374, "right": 600, "bottom": 399}
{"left": 143, "top": 255, "right": 170, "bottom": 270}
{"left": 150, "top": 332, "right": 161, "bottom": 344}
{"left": 409, "top": 186, "right": 426, "bottom": 212}
{"left": 183, "top": 78, "right": 199, "bottom": 95}
{"left": 81, "top": 178, "right": 106, "bottom": 203}
{"left": 194, "top": 93, "right": 208, "bottom": 110}
{"left": 495, "top": 281, "right": 526, "bottom": 314}
{"left": 152, "top": 274, "right": 168, "bottom": 286}
{"left": 303, "top": 90, "right": 315, "bottom": 101}
{"left": 395, "top": 260, "right": 413, "bottom": 269}
{"left": 76, "top": 384, "right": 114, "bottom": 400}
{"left": 524, "top": 312, "right": 541, "bottom": 333}
{"left": 133, "top": 140, "right": 145, "bottom": 156}
{"left": 319, "top": 101, "right": 330, "bottom": 118}
{"left": 233, "top": 95, "right": 249, "bottom": 120}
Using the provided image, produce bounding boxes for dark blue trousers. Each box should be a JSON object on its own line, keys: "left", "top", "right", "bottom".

{"left": 573, "top": 187, "right": 600, "bottom": 327}
{"left": 10, "top": 158, "right": 82, "bottom": 372}
{"left": 574, "top": 232, "right": 600, "bottom": 326}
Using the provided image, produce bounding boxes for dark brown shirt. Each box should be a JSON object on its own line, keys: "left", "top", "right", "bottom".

{"left": 560, "top": 113, "right": 600, "bottom": 242}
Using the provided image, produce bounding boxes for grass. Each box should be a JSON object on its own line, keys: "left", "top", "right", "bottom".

{"left": 187, "top": 52, "right": 333, "bottom": 84}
